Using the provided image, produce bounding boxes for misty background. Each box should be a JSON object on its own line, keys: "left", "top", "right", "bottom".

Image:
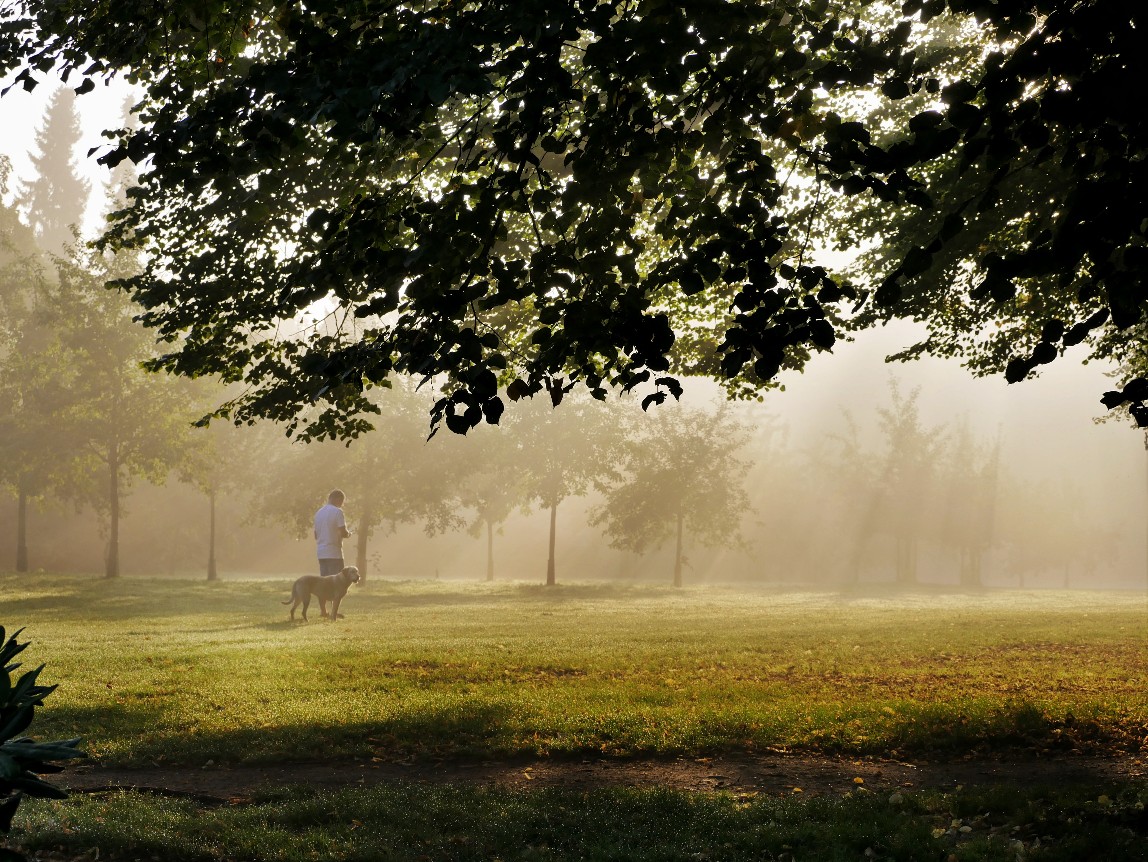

{"left": 1, "top": 82, "right": 1145, "bottom": 590}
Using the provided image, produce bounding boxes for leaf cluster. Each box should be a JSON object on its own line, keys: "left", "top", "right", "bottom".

{"left": 0, "top": 626, "right": 83, "bottom": 862}
{"left": 851, "top": 2, "right": 1148, "bottom": 424}
{"left": 8, "top": 1, "right": 1148, "bottom": 435}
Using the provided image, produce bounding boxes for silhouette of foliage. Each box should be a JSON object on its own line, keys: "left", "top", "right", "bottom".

{"left": 0, "top": 626, "right": 83, "bottom": 862}
{"left": 5, "top": 2, "right": 1146, "bottom": 434}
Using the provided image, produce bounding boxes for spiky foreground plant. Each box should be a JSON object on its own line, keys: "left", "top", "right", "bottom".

{"left": 0, "top": 626, "right": 84, "bottom": 862}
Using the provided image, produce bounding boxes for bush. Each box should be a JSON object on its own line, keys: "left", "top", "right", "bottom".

{"left": 0, "top": 625, "right": 84, "bottom": 862}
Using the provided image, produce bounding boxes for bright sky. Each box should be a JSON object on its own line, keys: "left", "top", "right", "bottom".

{"left": 0, "top": 70, "right": 134, "bottom": 236}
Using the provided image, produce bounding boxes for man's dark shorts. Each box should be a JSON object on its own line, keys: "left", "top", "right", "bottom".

{"left": 319, "top": 558, "right": 344, "bottom": 577}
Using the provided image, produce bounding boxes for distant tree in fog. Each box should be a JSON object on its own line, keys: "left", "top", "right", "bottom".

{"left": 511, "top": 394, "right": 619, "bottom": 586}
{"left": 831, "top": 383, "right": 945, "bottom": 585}
{"left": 591, "top": 401, "right": 751, "bottom": 587}
{"left": 938, "top": 421, "right": 1001, "bottom": 588}
{"left": 250, "top": 384, "right": 460, "bottom": 580}
{"left": 0, "top": 165, "right": 66, "bottom": 572}
{"left": 180, "top": 412, "right": 268, "bottom": 580}
{"left": 876, "top": 384, "right": 948, "bottom": 584}
{"left": 998, "top": 477, "right": 1119, "bottom": 588}
{"left": 1, "top": 90, "right": 185, "bottom": 577}
{"left": 816, "top": 415, "right": 873, "bottom": 584}
{"left": 446, "top": 427, "right": 525, "bottom": 581}
{"left": 48, "top": 250, "right": 198, "bottom": 578}
{"left": 16, "top": 86, "right": 89, "bottom": 257}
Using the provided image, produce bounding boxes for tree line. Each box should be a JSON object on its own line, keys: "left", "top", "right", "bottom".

{"left": 0, "top": 85, "right": 1126, "bottom": 587}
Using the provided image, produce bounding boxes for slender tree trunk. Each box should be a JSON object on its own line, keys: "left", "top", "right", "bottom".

{"left": 106, "top": 447, "right": 120, "bottom": 579}
{"left": 486, "top": 519, "right": 494, "bottom": 582}
{"left": 895, "top": 535, "right": 917, "bottom": 585}
{"left": 15, "top": 479, "right": 28, "bottom": 573}
{"left": 847, "top": 504, "right": 878, "bottom": 586}
{"left": 206, "top": 487, "right": 218, "bottom": 581}
{"left": 355, "top": 517, "right": 370, "bottom": 582}
{"left": 545, "top": 500, "right": 557, "bottom": 586}
{"left": 672, "top": 507, "right": 684, "bottom": 588}
{"left": 959, "top": 545, "right": 982, "bottom": 588}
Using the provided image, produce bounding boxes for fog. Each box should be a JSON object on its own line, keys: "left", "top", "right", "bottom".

{"left": 3, "top": 317, "right": 1144, "bottom": 591}
{"left": 2, "top": 83, "right": 1146, "bottom": 591}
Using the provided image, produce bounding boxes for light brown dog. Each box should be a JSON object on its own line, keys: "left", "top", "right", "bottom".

{"left": 281, "top": 566, "right": 360, "bottom": 621}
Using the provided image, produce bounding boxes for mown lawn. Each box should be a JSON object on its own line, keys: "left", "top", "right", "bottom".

{"left": 12, "top": 781, "right": 1148, "bottom": 862}
{"left": 3, "top": 574, "right": 1145, "bottom": 766}
{"left": 4, "top": 575, "right": 1148, "bottom": 861}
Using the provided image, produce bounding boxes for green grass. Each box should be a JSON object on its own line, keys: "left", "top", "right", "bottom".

{"left": 12, "top": 781, "right": 1148, "bottom": 861}
{"left": 4, "top": 575, "right": 1147, "bottom": 861}
{"left": 2, "top": 575, "right": 1145, "bottom": 766}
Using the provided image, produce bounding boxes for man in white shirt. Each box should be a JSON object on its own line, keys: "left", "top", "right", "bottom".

{"left": 314, "top": 489, "right": 352, "bottom": 577}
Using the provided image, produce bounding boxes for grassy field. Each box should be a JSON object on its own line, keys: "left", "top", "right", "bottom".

{"left": 4, "top": 574, "right": 1147, "bottom": 861}
{"left": 14, "top": 781, "right": 1148, "bottom": 862}
{"left": 2, "top": 574, "right": 1145, "bottom": 766}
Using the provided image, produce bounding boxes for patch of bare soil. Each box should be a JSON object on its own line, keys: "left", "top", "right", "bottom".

{"left": 59, "top": 752, "right": 1147, "bottom": 802}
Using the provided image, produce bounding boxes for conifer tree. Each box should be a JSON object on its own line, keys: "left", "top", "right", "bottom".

{"left": 17, "top": 86, "right": 89, "bottom": 256}
{"left": 0, "top": 157, "right": 61, "bottom": 572}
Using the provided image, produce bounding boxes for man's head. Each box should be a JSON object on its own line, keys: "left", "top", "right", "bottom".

{"left": 328, "top": 489, "right": 346, "bottom": 508}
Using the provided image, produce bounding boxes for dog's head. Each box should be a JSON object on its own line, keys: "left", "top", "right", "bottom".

{"left": 340, "top": 566, "right": 360, "bottom": 584}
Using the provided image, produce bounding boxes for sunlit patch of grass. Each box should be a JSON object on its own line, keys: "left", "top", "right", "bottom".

{"left": 12, "top": 781, "right": 1148, "bottom": 862}
{"left": 2, "top": 575, "right": 1145, "bottom": 765}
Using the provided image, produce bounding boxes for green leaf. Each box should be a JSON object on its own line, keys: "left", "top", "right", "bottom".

{"left": 0, "top": 794, "right": 20, "bottom": 834}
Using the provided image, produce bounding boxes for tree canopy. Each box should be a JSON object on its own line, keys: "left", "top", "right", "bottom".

{"left": 4, "top": 1, "right": 1145, "bottom": 436}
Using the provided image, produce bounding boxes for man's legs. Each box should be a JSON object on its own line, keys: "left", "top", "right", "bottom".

{"left": 318, "top": 558, "right": 344, "bottom": 577}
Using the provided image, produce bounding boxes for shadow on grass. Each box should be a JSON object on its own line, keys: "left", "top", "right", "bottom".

{"left": 861, "top": 700, "right": 1138, "bottom": 757}
{"left": 38, "top": 699, "right": 520, "bottom": 767}
{"left": 350, "top": 580, "right": 685, "bottom": 609}
{"left": 1, "top": 574, "right": 693, "bottom": 623}
{"left": 10, "top": 573, "right": 1068, "bottom": 625}
{"left": 0, "top": 575, "right": 288, "bottom": 621}
{"left": 37, "top": 693, "right": 1138, "bottom": 770}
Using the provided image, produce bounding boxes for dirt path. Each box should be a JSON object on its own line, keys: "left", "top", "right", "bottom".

{"left": 59, "top": 752, "right": 1147, "bottom": 802}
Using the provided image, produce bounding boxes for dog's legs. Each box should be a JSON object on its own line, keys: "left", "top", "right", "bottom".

{"left": 302, "top": 595, "right": 311, "bottom": 621}
{"left": 319, "top": 599, "right": 329, "bottom": 618}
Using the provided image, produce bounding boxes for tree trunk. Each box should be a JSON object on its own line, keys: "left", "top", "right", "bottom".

{"left": 15, "top": 480, "right": 28, "bottom": 573}
{"left": 486, "top": 519, "right": 494, "bottom": 582}
{"left": 355, "top": 519, "right": 370, "bottom": 581}
{"left": 672, "top": 507, "right": 684, "bottom": 588}
{"left": 545, "top": 500, "right": 557, "bottom": 586}
{"left": 959, "top": 545, "right": 981, "bottom": 588}
{"left": 895, "top": 535, "right": 917, "bottom": 585}
{"left": 206, "top": 487, "right": 218, "bottom": 581}
{"left": 105, "top": 447, "right": 120, "bottom": 579}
